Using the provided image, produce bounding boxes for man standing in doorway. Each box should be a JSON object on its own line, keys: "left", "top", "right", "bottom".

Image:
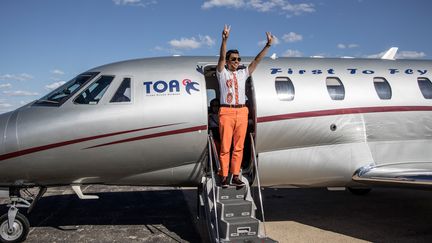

{"left": 217, "top": 25, "right": 273, "bottom": 187}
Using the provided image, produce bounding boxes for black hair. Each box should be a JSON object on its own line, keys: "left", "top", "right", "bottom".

{"left": 226, "top": 49, "right": 239, "bottom": 60}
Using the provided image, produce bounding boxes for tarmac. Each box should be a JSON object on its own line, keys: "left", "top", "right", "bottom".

{"left": 1, "top": 185, "right": 432, "bottom": 243}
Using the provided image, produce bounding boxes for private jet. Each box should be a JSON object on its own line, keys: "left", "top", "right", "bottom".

{"left": 1, "top": 48, "right": 432, "bottom": 242}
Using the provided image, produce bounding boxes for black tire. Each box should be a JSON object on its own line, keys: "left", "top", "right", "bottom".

{"left": 348, "top": 187, "right": 372, "bottom": 196}
{"left": 0, "top": 212, "right": 30, "bottom": 243}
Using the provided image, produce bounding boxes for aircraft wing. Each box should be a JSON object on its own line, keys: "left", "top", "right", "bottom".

{"left": 353, "top": 162, "right": 432, "bottom": 187}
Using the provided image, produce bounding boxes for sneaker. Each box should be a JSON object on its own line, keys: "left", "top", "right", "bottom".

{"left": 221, "top": 176, "right": 229, "bottom": 188}
{"left": 231, "top": 175, "right": 245, "bottom": 187}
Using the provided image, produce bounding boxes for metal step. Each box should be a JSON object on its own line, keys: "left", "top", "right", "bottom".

{"left": 219, "top": 217, "right": 260, "bottom": 240}
{"left": 216, "top": 185, "right": 247, "bottom": 201}
{"left": 217, "top": 199, "right": 253, "bottom": 220}
{"left": 221, "top": 237, "right": 278, "bottom": 243}
{"left": 220, "top": 237, "right": 278, "bottom": 243}
{"left": 202, "top": 134, "right": 278, "bottom": 242}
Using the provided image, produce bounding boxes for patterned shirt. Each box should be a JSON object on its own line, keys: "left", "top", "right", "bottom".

{"left": 216, "top": 67, "right": 249, "bottom": 105}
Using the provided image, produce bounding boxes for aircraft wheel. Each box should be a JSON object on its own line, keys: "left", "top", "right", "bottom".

{"left": 0, "top": 212, "right": 30, "bottom": 243}
{"left": 348, "top": 187, "right": 372, "bottom": 196}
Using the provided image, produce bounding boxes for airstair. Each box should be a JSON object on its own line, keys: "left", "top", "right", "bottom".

{"left": 198, "top": 133, "right": 277, "bottom": 243}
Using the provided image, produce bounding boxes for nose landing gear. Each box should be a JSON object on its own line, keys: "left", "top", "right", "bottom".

{"left": 0, "top": 212, "right": 29, "bottom": 243}
{"left": 0, "top": 187, "right": 46, "bottom": 243}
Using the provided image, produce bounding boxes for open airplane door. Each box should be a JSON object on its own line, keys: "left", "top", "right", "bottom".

{"left": 201, "top": 64, "right": 258, "bottom": 182}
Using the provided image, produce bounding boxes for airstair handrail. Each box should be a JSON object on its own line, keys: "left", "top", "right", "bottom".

{"left": 249, "top": 133, "right": 267, "bottom": 236}
{"left": 207, "top": 135, "right": 220, "bottom": 243}
{"left": 209, "top": 132, "right": 221, "bottom": 171}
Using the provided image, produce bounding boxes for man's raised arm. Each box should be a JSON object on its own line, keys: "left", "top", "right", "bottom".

{"left": 248, "top": 32, "right": 273, "bottom": 75}
{"left": 217, "top": 25, "right": 230, "bottom": 73}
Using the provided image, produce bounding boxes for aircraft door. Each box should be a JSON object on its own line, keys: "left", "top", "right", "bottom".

{"left": 202, "top": 65, "right": 257, "bottom": 177}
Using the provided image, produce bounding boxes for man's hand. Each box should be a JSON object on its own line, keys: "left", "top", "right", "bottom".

{"left": 266, "top": 32, "right": 273, "bottom": 46}
{"left": 248, "top": 31, "right": 273, "bottom": 75}
{"left": 222, "top": 24, "right": 231, "bottom": 40}
{"left": 218, "top": 24, "right": 230, "bottom": 72}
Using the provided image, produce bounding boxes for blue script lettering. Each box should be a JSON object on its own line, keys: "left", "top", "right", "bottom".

{"left": 270, "top": 68, "right": 282, "bottom": 74}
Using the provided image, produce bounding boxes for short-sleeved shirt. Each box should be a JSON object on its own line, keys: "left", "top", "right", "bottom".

{"left": 216, "top": 67, "right": 249, "bottom": 105}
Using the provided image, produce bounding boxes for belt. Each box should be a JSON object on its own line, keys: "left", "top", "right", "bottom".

{"left": 220, "top": 104, "right": 247, "bottom": 108}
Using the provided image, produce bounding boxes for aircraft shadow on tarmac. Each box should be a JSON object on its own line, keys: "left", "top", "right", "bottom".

{"left": 256, "top": 187, "right": 432, "bottom": 242}
{"left": 2, "top": 187, "right": 432, "bottom": 242}
{"left": 0, "top": 190, "right": 201, "bottom": 243}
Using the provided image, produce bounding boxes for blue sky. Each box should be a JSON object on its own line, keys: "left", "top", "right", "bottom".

{"left": 1, "top": 0, "right": 431, "bottom": 113}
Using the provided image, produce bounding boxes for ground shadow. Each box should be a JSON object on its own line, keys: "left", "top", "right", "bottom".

{"left": 0, "top": 189, "right": 201, "bottom": 243}
{"left": 257, "top": 187, "right": 432, "bottom": 243}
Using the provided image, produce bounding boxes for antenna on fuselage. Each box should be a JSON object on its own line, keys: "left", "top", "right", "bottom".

{"left": 381, "top": 47, "right": 398, "bottom": 60}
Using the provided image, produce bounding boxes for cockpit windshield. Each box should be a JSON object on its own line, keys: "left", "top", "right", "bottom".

{"left": 34, "top": 72, "right": 99, "bottom": 106}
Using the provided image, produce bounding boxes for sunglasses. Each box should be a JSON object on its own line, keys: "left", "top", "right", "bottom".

{"left": 229, "top": 57, "right": 241, "bottom": 62}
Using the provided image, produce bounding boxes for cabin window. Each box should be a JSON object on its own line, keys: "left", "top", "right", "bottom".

{"left": 418, "top": 77, "right": 432, "bottom": 99}
{"left": 34, "top": 72, "right": 99, "bottom": 106}
{"left": 74, "top": 75, "right": 114, "bottom": 104}
{"left": 326, "top": 77, "right": 345, "bottom": 100}
{"left": 275, "top": 77, "right": 295, "bottom": 101}
{"left": 373, "top": 77, "right": 392, "bottom": 100}
{"left": 110, "top": 78, "right": 131, "bottom": 103}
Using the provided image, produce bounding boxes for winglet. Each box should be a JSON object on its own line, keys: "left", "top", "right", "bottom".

{"left": 381, "top": 47, "right": 398, "bottom": 60}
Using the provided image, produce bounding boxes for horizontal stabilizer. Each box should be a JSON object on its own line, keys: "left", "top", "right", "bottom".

{"left": 353, "top": 163, "right": 432, "bottom": 187}
{"left": 381, "top": 47, "right": 398, "bottom": 60}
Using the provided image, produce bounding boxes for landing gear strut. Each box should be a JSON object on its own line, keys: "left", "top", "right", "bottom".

{"left": 0, "top": 187, "right": 46, "bottom": 243}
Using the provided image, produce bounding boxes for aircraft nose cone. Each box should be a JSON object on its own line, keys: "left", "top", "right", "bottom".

{"left": 0, "top": 111, "right": 13, "bottom": 155}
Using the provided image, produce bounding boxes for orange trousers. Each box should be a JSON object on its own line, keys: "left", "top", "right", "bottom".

{"left": 218, "top": 107, "right": 249, "bottom": 177}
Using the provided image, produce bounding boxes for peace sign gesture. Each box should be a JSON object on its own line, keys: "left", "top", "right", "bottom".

{"left": 222, "top": 24, "right": 231, "bottom": 40}
{"left": 266, "top": 32, "right": 274, "bottom": 46}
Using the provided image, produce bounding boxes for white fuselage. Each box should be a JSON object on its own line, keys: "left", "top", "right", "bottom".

{"left": 0, "top": 57, "right": 431, "bottom": 188}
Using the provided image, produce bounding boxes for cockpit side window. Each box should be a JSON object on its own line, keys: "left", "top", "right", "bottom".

{"left": 34, "top": 72, "right": 99, "bottom": 106}
{"left": 326, "top": 77, "right": 345, "bottom": 100}
{"left": 418, "top": 77, "right": 432, "bottom": 99}
{"left": 373, "top": 77, "right": 392, "bottom": 100}
{"left": 110, "top": 78, "right": 131, "bottom": 103}
{"left": 275, "top": 77, "right": 295, "bottom": 101}
{"left": 74, "top": 75, "right": 114, "bottom": 105}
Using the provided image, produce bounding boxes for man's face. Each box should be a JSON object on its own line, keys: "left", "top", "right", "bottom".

{"left": 227, "top": 53, "right": 241, "bottom": 71}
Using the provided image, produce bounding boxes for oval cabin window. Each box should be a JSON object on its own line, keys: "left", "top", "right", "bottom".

{"left": 275, "top": 77, "right": 295, "bottom": 101}
{"left": 326, "top": 77, "right": 345, "bottom": 100}
{"left": 418, "top": 77, "right": 432, "bottom": 99}
{"left": 373, "top": 77, "right": 392, "bottom": 100}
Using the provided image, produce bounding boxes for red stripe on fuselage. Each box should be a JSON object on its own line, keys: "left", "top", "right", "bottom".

{"left": 2, "top": 106, "right": 430, "bottom": 161}
{"left": 257, "top": 106, "right": 432, "bottom": 123}
{"left": 0, "top": 123, "right": 183, "bottom": 161}
{"left": 85, "top": 125, "right": 208, "bottom": 149}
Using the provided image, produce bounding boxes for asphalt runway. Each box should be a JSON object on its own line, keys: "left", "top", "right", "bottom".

{"left": 1, "top": 186, "right": 432, "bottom": 242}
{"left": 260, "top": 187, "right": 432, "bottom": 243}
{"left": 0, "top": 186, "right": 201, "bottom": 243}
